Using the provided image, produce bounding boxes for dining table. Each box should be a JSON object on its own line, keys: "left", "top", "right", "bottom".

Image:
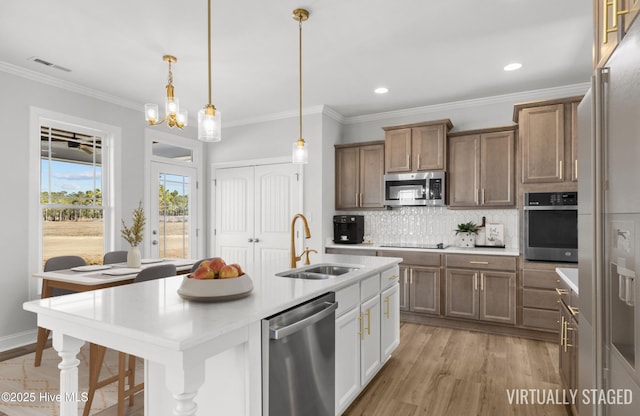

{"left": 32, "top": 258, "right": 195, "bottom": 367}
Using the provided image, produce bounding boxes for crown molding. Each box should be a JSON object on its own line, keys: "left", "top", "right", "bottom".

{"left": 224, "top": 104, "right": 344, "bottom": 128}
{"left": 0, "top": 61, "right": 142, "bottom": 112}
{"left": 343, "top": 83, "right": 591, "bottom": 125}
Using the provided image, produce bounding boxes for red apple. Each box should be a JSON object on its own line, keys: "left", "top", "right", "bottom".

{"left": 209, "top": 257, "right": 226, "bottom": 274}
{"left": 199, "top": 260, "right": 212, "bottom": 269}
{"left": 193, "top": 265, "right": 214, "bottom": 279}
{"left": 219, "top": 264, "right": 240, "bottom": 279}
{"left": 229, "top": 263, "right": 244, "bottom": 276}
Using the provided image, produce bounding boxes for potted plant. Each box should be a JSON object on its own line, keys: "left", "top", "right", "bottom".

{"left": 121, "top": 202, "right": 146, "bottom": 267}
{"left": 455, "top": 221, "right": 479, "bottom": 248}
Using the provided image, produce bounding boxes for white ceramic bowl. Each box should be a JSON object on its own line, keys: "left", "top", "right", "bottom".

{"left": 177, "top": 273, "right": 253, "bottom": 302}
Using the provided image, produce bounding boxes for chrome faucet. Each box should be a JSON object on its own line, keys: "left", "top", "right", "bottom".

{"left": 290, "top": 213, "right": 315, "bottom": 268}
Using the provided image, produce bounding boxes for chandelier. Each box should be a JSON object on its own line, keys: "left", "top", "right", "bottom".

{"left": 291, "top": 8, "right": 310, "bottom": 164}
{"left": 144, "top": 55, "right": 188, "bottom": 129}
{"left": 198, "top": 0, "right": 222, "bottom": 142}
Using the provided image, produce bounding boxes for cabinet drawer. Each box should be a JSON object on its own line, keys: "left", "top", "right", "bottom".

{"left": 335, "top": 283, "right": 359, "bottom": 318}
{"left": 377, "top": 251, "right": 441, "bottom": 267}
{"left": 522, "top": 307, "right": 559, "bottom": 331}
{"left": 380, "top": 266, "right": 400, "bottom": 290}
{"left": 523, "top": 288, "right": 559, "bottom": 311}
{"left": 522, "top": 269, "right": 560, "bottom": 289}
{"left": 361, "top": 274, "right": 380, "bottom": 301}
{"left": 445, "top": 254, "right": 516, "bottom": 271}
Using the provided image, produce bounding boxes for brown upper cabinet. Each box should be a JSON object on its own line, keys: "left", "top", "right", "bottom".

{"left": 448, "top": 127, "right": 516, "bottom": 208}
{"left": 514, "top": 97, "right": 582, "bottom": 185}
{"left": 335, "top": 141, "right": 385, "bottom": 210}
{"left": 594, "top": 0, "right": 640, "bottom": 68}
{"left": 383, "top": 119, "right": 453, "bottom": 173}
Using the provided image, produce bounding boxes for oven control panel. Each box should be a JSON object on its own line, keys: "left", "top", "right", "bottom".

{"left": 525, "top": 192, "right": 577, "bottom": 206}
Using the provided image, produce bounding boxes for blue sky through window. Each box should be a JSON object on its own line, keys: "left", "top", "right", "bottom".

{"left": 41, "top": 160, "right": 102, "bottom": 193}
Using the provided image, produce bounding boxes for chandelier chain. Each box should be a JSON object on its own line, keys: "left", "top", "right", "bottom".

{"left": 298, "top": 14, "right": 303, "bottom": 140}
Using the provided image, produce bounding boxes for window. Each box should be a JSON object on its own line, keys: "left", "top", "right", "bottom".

{"left": 40, "top": 126, "right": 105, "bottom": 266}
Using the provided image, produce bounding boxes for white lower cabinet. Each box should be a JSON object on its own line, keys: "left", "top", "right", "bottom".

{"left": 381, "top": 283, "right": 400, "bottom": 362}
{"left": 335, "top": 266, "right": 400, "bottom": 415}
{"left": 360, "top": 294, "right": 381, "bottom": 385}
{"left": 335, "top": 306, "right": 361, "bottom": 413}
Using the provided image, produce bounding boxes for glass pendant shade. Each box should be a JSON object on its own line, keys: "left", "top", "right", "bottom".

{"left": 145, "top": 103, "right": 159, "bottom": 124}
{"left": 198, "top": 106, "right": 222, "bottom": 142}
{"left": 292, "top": 139, "right": 308, "bottom": 164}
{"left": 176, "top": 110, "right": 189, "bottom": 127}
{"left": 165, "top": 97, "right": 179, "bottom": 116}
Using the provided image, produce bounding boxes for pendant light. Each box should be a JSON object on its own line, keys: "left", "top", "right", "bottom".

{"left": 291, "top": 8, "right": 309, "bottom": 164}
{"left": 198, "top": 0, "right": 222, "bottom": 142}
{"left": 145, "top": 55, "right": 188, "bottom": 129}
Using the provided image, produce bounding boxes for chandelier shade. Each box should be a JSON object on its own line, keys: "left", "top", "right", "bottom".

{"left": 144, "top": 55, "right": 188, "bottom": 129}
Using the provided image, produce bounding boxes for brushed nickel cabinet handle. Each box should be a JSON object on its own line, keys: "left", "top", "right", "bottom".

{"left": 474, "top": 273, "right": 478, "bottom": 291}
{"left": 481, "top": 188, "right": 485, "bottom": 205}
{"left": 575, "top": 160, "right": 578, "bottom": 180}
{"left": 470, "top": 261, "right": 489, "bottom": 265}
{"left": 559, "top": 160, "right": 564, "bottom": 180}
{"left": 480, "top": 273, "right": 484, "bottom": 291}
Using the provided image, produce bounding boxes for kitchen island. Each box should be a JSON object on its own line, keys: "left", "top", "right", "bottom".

{"left": 23, "top": 254, "right": 401, "bottom": 416}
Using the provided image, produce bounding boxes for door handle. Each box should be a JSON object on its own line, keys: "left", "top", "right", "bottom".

{"left": 254, "top": 238, "right": 260, "bottom": 243}
{"left": 248, "top": 238, "right": 254, "bottom": 243}
{"left": 152, "top": 240, "right": 158, "bottom": 245}
{"left": 269, "top": 302, "right": 338, "bottom": 340}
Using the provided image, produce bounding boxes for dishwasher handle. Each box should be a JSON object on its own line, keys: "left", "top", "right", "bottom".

{"left": 270, "top": 301, "right": 338, "bottom": 340}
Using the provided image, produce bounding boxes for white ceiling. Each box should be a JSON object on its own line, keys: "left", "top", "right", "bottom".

{"left": 0, "top": 0, "right": 593, "bottom": 125}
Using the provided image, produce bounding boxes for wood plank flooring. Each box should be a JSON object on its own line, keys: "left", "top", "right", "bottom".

{"left": 1, "top": 323, "right": 568, "bottom": 416}
{"left": 343, "top": 323, "right": 570, "bottom": 416}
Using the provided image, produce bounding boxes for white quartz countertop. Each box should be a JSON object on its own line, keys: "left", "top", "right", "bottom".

{"left": 556, "top": 267, "right": 579, "bottom": 294}
{"left": 326, "top": 243, "right": 520, "bottom": 257}
{"left": 23, "top": 254, "right": 401, "bottom": 351}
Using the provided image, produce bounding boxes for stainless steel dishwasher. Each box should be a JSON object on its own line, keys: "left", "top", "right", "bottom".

{"left": 262, "top": 292, "right": 337, "bottom": 416}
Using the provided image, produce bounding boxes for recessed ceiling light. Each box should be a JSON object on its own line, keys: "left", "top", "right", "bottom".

{"left": 374, "top": 87, "right": 389, "bottom": 94}
{"left": 504, "top": 63, "right": 522, "bottom": 71}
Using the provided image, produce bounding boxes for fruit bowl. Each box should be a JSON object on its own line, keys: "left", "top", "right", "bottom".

{"left": 177, "top": 273, "right": 254, "bottom": 302}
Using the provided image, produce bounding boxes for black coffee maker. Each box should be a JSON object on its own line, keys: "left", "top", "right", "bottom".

{"left": 333, "top": 215, "right": 364, "bottom": 244}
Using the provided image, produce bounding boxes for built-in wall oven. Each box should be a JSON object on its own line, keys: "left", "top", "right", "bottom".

{"left": 523, "top": 192, "right": 578, "bottom": 263}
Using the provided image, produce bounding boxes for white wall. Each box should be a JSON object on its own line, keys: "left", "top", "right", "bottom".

{"left": 0, "top": 70, "right": 196, "bottom": 350}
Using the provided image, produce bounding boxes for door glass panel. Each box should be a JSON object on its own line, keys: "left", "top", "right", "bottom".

{"left": 158, "top": 172, "right": 190, "bottom": 258}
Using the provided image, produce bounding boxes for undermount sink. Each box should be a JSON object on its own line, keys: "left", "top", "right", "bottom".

{"left": 276, "top": 264, "right": 361, "bottom": 280}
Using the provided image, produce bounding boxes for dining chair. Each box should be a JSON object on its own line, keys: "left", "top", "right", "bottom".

{"left": 84, "top": 263, "right": 177, "bottom": 416}
{"left": 34, "top": 255, "right": 87, "bottom": 367}
{"left": 103, "top": 250, "right": 128, "bottom": 265}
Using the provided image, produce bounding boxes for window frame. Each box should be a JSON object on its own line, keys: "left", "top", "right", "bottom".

{"left": 28, "top": 107, "right": 121, "bottom": 299}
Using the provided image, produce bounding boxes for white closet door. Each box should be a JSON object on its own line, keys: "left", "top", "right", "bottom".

{"left": 215, "top": 166, "right": 255, "bottom": 274}
{"left": 253, "top": 164, "right": 300, "bottom": 278}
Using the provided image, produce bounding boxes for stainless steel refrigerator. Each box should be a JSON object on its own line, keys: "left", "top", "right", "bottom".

{"left": 579, "top": 14, "right": 640, "bottom": 416}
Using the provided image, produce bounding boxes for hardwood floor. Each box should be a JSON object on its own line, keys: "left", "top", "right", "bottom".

{"left": 343, "top": 323, "right": 570, "bottom": 416}
{"left": 2, "top": 323, "right": 567, "bottom": 416}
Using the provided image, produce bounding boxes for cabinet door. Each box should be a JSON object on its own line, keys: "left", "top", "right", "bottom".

{"left": 399, "top": 266, "right": 409, "bottom": 311}
{"left": 520, "top": 104, "right": 565, "bottom": 183}
{"left": 359, "top": 144, "right": 385, "bottom": 208}
{"left": 595, "top": 0, "right": 623, "bottom": 67}
{"left": 445, "top": 269, "right": 478, "bottom": 319}
{"left": 381, "top": 283, "right": 400, "bottom": 363}
{"left": 335, "top": 146, "right": 360, "bottom": 209}
{"left": 360, "top": 295, "right": 381, "bottom": 386}
{"left": 335, "top": 307, "right": 362, "bottom": 415}
{"left": 448, "top": 135, "right": 480, "bottom": 207}
{"left": 570, "top": 101, "right": 579, "bottom": 182}
{"left": 479, "top": 271, "right": 516, "bottom": 324}
{"left": 480, "top": 131, "right": 514, "bottom": 206}
{"left": 412, "top": 125, "right": 446, "bottom": 171}
{"left": 409, "top": 266, "right": 440, "bottom": 315}
{"left": 384, "top": 128, "right": 412, "bottom": 173}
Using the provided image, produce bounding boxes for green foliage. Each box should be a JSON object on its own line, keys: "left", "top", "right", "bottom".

{"left": 455, "top": 221, "right": 479, "bottom": 235}
{"left": 121, "top": 202, "right": 145, "bottom": 246}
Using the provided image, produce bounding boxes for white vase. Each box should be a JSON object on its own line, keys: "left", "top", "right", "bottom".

{"left": 458, "top": 232, "right": 476, "bottom": 248}
{"left": 127, "top": 246, "right": 142, "bottom": 267}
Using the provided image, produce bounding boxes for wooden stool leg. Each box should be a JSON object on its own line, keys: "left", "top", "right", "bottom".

{"left": 128, "top": 355, "right": 136, "bottom": 407}
{"left": 83, "top": 343, "right": 107, "bottom": 416}
{"left": 118, "top": 352, "right": 126, "bottom": 416}
{"left": 34, "top": 327, "right": 50, "bottom": 367}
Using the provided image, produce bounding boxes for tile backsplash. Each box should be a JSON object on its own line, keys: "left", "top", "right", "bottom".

{"left": 341, "top": 207, "right": 519, "bottom": 249}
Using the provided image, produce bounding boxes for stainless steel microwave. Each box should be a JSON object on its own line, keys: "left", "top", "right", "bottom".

{"left": 383, "top": 172, "right": 446, "bottom": 207}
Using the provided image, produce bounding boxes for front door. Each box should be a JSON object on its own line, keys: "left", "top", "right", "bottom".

{"left": 150, "top": 162, "right": 198, "bottom": 259}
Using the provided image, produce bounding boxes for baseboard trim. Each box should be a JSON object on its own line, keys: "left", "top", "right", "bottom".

{"left": 400, "top": 312, "right": 558, "bottom": 342}
{"left": 0, "top": 329, "right": 38, "bottom": 353}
